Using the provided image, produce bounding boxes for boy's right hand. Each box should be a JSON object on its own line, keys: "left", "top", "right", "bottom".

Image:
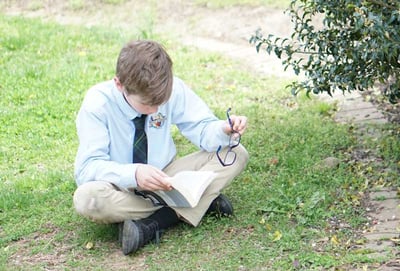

{"left": 135, "top": 164, "right": 172, "bottom": 191}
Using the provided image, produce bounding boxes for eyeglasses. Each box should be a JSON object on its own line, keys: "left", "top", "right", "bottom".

{"left": 216, "top": 108, "right": 241, "bottom": 167}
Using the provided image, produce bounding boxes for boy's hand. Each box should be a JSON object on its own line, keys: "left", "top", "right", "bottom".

{"left": 223, "top": 115, "right": 247, "bottom": 135}
{"left": 135, "top": 164, "right": 172, "bottom": 191}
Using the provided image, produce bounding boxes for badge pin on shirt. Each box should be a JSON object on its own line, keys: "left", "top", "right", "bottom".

{"left": 149, "top": 113, "right": 166, "bottom": 128}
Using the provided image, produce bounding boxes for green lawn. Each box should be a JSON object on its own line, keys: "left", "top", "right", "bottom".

{"left": 0, "top": 7, "right": 398, "bottom": 271}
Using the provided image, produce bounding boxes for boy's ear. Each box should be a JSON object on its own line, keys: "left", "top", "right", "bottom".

{"left": 114, "top": 76, "right": 124, "bottom": 91}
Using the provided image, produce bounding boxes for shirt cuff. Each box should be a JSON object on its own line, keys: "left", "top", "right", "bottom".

{"left": 215, "top": 120, "right": 231, "bottom": 143}
{"left": 116, "top": 163, "right": 138, "bottom": 189}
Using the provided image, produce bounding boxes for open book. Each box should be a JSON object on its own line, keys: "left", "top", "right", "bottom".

{"left": 145, "top": 171, "right": 217, "bottom": 208}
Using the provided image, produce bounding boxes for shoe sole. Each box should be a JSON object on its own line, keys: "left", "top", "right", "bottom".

{"left": 122, "top": 220, "right": 141, "bottom": 255}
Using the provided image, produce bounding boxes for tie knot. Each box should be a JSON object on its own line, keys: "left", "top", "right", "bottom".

{"left": 133, "top": 115, "right": 147, "bottom": 130}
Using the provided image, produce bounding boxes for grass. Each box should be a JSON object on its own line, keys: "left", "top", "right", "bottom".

{"left": 0, "top": 5, "right": 399, "bottom": 271}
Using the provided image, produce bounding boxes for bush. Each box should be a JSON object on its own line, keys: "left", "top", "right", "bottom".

{"left": 250, "top": 0, "right": 400, "bottom": 103}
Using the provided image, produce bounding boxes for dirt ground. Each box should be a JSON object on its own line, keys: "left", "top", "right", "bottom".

{"left": 1, "top": 0, "right": 295, "bottom": 77}
{"left": 1, "top": 0, "right": 292, "bottom": 41}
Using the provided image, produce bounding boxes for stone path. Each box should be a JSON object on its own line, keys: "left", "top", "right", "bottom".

{"left": 329, "top": 91, "right": 388, "bottom": 124}
{"left": 363, "top": 189, "right": 400, "bottom": 270}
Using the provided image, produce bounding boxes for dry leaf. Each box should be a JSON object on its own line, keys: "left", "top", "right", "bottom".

{"left": 355, "top": 238, "right": 367, "bottom": 245}
{"left": 269, "top": 157, "right": 279, "bottom": 166}
{"left": 272, "top": 230, "right": 282, "bottom": 242}
{"left": 331, "top": 235, "right": 339, "bottom": 245}
{"left": 390, "top": 237, "right": 400, "bottom": 245}
{"left": 85, "top": 241, "right": 94, "bottom": 250}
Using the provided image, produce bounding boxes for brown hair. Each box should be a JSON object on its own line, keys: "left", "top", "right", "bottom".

{"left": 116, "top": 40, "right": 173, "bottom": 105}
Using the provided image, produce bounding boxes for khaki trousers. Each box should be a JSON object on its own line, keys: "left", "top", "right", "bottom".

{"left": 73, "top": 145, "right": 248, "bottom": 227}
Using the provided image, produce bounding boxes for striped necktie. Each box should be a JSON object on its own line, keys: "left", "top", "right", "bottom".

{"left": 132, "top": 114, "right": 148, "bottom": 164}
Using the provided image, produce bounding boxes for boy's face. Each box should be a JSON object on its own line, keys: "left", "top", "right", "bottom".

{"left": 114, "top": 76, "right": 159, "bottom": 115}
{"left": 124, "top": 93, "right": 159, "bottom": 115}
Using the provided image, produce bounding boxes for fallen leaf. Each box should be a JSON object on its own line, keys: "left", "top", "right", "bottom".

{"left": 272, "top": 230, "right": 282, "bottom": 242}
{"left": 269, "top": 157, "right": 279, "bottom": 166}
{"left": 390, "top": 237, "right": 400, "bottom": 245}
{"left": 331, "top": 235, "right": 339, "bottom": 245}
{"left": 85, "top": 241, "right": 94, "bottom": 250}
{"left": 355, "top": 238, "right": 367, "bottom": 245}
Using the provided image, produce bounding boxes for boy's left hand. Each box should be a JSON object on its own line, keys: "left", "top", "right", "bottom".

{"left": 223, "top": 115, "right": 247, "bottom": 135}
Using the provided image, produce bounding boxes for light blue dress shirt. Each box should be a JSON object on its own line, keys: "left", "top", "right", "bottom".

{"left": 74, "top": 77, "right": 231, "bottom": 189}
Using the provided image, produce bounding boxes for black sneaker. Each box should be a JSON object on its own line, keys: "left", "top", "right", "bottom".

{"left": 206, "top": 194, "right": 234, "bottom": 217}
{"left": 120, "top": 219, "right": 161, "bottom": 255}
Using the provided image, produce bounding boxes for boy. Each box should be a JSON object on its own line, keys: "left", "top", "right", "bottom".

{"left": 73, "top": 40, "right": 249, "bottom": 255}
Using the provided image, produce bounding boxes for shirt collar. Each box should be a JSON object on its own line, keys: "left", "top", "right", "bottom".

{"left": 112, "top": 82, "right": 140, "bottom": 120}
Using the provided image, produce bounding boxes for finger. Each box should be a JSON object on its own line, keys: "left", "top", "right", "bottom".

{"left": 151, "top": 173, "right": 172, "bottom": 190}
{"left": 143, "top": 178, "right": 167, "bottom": 191}
{"left": 223, "top": 122, "right": 232, "bottom": 134}
{"left": 139, "top": 181, "right": 156, "bottom": 191}
{"left": 151, "top": 167, "right": 169, "bottom": 178}
{"left": 137, "top": 167, "right": 171, "bottom": 191}
{"left": 236, "top": 122, "right": 247, "bottom": 134}
{"left": 235, "top": 117, "right": 247, "bottom": 133}
{"left": 158, "top": 177, "right": 173, "bottom": 190}
{"left": 230, "top": 116, "right": 244, "bottom": 132}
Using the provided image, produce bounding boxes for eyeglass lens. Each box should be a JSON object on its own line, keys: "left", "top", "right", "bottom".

{"left": 223, "top": 149, "right": 237, "bottom": 165}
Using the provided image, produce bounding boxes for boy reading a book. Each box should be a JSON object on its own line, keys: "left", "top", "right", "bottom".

{"left": 73, "top": 40, "right": 249, "bottom": 255}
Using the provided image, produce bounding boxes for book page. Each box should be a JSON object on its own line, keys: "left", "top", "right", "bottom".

{"left": 153, "top": 189, "right": 192, "bottom": 207}
{"left": 168, "top": 171, "right": 216, "bottom": 207}
{"left": 149, "top": 171, "right": 216, "bottom": 207}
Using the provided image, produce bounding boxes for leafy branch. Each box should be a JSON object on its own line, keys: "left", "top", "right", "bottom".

{"left": 251, "top": 0, "right": 400, "bottom": 103}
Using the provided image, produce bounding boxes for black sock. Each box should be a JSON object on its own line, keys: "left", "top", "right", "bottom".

{"left": 146, "top": 207, "right": 180, "bottom": 230}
